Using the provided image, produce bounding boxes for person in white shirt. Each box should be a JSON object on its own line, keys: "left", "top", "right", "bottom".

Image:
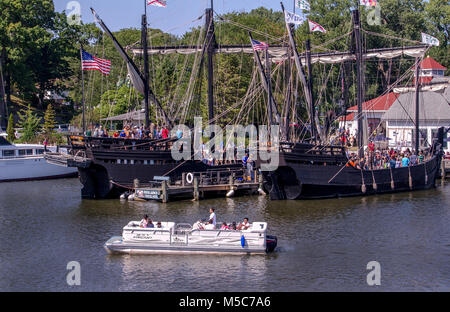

{"left": 139, "top": 215, "right": 149, "bottom": 228}
{"left": 238, "top": 218, "right": 251, "bottom": 230}
{"left": 209, "top": 208, "right": 216, "bottom": 227}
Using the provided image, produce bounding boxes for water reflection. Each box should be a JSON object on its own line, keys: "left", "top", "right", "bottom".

{"left": 108, "top": 253, "right": 269, "bottom": 292}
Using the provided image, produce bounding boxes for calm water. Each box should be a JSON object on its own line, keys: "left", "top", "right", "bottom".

{"left": 0, "top": 178, "right": 449, "bottom": 292}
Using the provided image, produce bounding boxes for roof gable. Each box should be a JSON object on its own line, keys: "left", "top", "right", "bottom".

{"left": 382, "top": 88, "right": 450, "bottom": 121}
{"left": 420, "top": 57, "right": 446, "bottom": 70}
{"left": 347, "top": 92, "right": 399, "bottom": 112}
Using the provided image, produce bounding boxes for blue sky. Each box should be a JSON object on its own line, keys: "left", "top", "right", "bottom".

{"left": 54, "top": 0, "right": 299, "bottom": 36}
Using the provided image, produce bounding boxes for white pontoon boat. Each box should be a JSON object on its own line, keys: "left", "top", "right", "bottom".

{"left": 104, "top": 221, "right": 277, "bottom": 255}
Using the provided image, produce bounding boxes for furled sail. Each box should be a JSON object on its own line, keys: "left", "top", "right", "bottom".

{"left": 131, "top": 45, "right": 427, "bottom": 65}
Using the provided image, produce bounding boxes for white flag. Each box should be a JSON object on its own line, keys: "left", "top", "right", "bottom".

{"left": 308, "top": 20, "right": 326, "bottom": 33}
{"left": 284, "top": 10, "right": 305, "bottom": 25}
{"left": 421, "top": 33, "right": 440, "bottom": 46}
{"left": 147, "top": 0, "right": 167, "bottom": 7}
{"left": 296, "top": 0, "right": 310, "bottom": 11}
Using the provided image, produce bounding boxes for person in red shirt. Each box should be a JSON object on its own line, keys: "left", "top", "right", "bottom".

{"left": 161, "top": 126, "right": 169, "bottom": 139}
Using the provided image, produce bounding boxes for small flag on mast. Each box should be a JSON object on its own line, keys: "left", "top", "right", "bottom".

{"left": 360, "top": 0, "right": 377, "bottom": 7}
{"left": 308, "top": 20, "right": 326, "bottom": 33}
{"left": 81, "top": 50, "right": 111, "bottom": 76}
{"left": 296, "top": 0, "right": 310, "bottom": 11}
{"left": 421, "top": 32, "right": 440, "bottom": 46}
{"left": 147, "top": 0, "right": 167, "bottom": 7}
{"left": 250, "top": 39, "right": 269, "bottom": 51}
{"left": 284, "top": 10, "right": 305, "bottom": 25}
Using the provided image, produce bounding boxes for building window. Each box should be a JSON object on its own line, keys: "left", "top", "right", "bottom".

{"left": 2, "top": 150, "right": 15, "bottom": 157}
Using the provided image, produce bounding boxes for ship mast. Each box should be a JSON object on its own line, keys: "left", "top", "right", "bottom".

{"left": 414, "top": 58, "right": 421, "bottom": 153}
{"left": 352, "top": 10, "right": 364, "bottom": 159}
{"left": 0, "top": 52, "right": 7, "bottom": 130}
{"left": 305, "top": 38, "right": 316, "bottom": 141}
{"left": 280, "top": 2, "right": 319, "bottom": 142}
{"left": 205, "top": 0, "right": 216, "bottom": 123}
{"left": 142, "top": 12, "right": 150, "bottom": 128}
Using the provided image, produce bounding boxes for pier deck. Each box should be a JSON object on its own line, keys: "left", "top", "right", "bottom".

{"left": 134, "top": 169, "right": 264, "bottom": 203}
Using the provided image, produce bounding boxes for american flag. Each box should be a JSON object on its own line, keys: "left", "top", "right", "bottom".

{"left": 147, "top": 0, "right": 167, "bottom": 7}
{"left": 250, "top": 39, "right": 269, "bottom": 51}
{"left": 81, "top": 50, "right": 111, "bottom": 76}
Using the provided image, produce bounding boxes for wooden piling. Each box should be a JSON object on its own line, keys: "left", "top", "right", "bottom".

{"left": 193, "top": 177, "right": 199, "bottom": 201}
{"left": 162, "top": 180, "right": 168, "bottom": 203}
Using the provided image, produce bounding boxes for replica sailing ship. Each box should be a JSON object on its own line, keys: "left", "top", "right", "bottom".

{"left": 66, "top": 4, "right": 243, "bottom": 199}
{"left": 63, "top": 2, "right": 445, "bottom": 200}
{"left": 257, "top": 5, "right": 445, "bottom": 200}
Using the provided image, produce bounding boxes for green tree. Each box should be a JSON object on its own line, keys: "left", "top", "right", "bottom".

{"left": 43, "top": 103, "right": 56, "bottom": 134}
{"left": 17, "top": 105, "right": 41, "bottom": 143}
{"left": 6, "top": 113, "right": 14, "bottom": 141}
{"left": 0, "top": 0, "right": 89, "bottom": 107}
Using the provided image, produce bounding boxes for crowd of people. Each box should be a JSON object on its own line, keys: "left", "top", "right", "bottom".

{"left": 347, "top": 141, "right": 429, "bottom": 170}
{"left": 139, "top": 208, "right": 252, "bottom": 231}
{"left": 86, "top": 123, "right": 171, "bottom": 140}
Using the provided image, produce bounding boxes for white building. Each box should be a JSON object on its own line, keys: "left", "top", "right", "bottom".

{"left": 382, "top": 87, "right": 450, "bottom": 153}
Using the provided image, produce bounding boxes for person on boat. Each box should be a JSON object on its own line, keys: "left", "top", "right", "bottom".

{"left": 402, "top": 154, "right": 410, "bottom": 167}
{"left": 205, "top": 220, "right": 215, "bottom": 230}
{"left": 242, "top": 153, "right": 249, "bottom": 167}
{"left": 418, "top": 151, "right": 425, "bottom": 164}
{"left": 220, "top": 222, "right": 230, "bottom": 230}
{"left": 146, "top": 219, "right": 155, "bottom": 228}
{"left": 156, "top": 222, "right": 163, "bottom": 228}
{"left": 176, "top": 128, "right": 183, "bottom": 139}
{"left": 410, "top": 153, "right": 417, "bottom": 166}
{"left": 237, "top": 218, "right": 251, "bottom": 230}
{"left": 43, "top": 137, "right": 48, "bottom": 151}
{"left": 161, "top": 126, "right": 169, "bottom": 139}
{"left": 389, "top": 156, "right": 397, "bottom": 169}
{"left": 396, "top": 156, "right": 402, "bottom": 169}
{"left": 231, "top": 222, "right": 237, "bottom": 230}
{"left": 140, "top": 215, "right": 149, "bottom": 228}
{"left": 209, "top": 208, "right": 217, "bottom": 227}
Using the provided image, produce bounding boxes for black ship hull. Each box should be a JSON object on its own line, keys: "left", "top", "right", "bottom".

{"left": 259, "top": 141, "right": 443, "bottom": 200}
{"left": 262, "top": 156, "right": 440, "bottom": 200}
{"left": 68, "top": 136, "right": 242, "bottom": 199}
{"left": 79, "top": 159, "right": 240, "bottom": 199}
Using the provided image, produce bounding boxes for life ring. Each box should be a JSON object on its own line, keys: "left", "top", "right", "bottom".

{"left": 186, "top": 173, "right": 194, "bottom": 184}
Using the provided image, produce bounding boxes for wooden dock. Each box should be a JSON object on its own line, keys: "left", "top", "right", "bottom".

{"left": 134, "top": 169, "right": 265, "bottom": 203}
{"left": 443, "top": 158, "right": 450, "bottom": 179}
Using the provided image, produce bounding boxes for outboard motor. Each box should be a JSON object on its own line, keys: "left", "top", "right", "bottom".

{"left": 266, "top": 235, "right": 278, "bottom": 253}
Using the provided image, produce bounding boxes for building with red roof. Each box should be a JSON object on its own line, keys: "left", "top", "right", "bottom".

{"left": 414, "top": 56, "right": 447, "bottom": 84}
{"left": 339, "top": 92, "right": 400, "bottom": 136}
